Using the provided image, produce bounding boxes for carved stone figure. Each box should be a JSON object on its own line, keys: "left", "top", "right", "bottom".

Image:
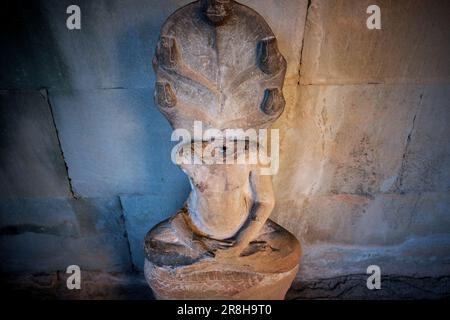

{"left": 145, "top": 0, "right": 300, "bottom": 300}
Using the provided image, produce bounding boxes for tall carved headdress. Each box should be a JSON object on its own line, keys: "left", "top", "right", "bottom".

{"left": 153, "top": 0, "right": 287, "bottom": 132}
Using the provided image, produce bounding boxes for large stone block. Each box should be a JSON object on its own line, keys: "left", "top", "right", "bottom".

{"left": 297, "top": 234, "right": 450, "bottom": 281}
{"left": 120, "top": 193, "right": 188, "bottom": 270}
{"left": 397, "top": 85, "right": 450, "bottom": 193}
{"left": 0, "top": 0, "right": 192, "bottom": 90}
{"left": 274, "top": 85, "right": 450, "bottom": 207}
{"left": 273, "top": 192, "right": 450, "bottom": 246}
{"left": 0, "top": 197, "right": 131, "bottom": 272}
{"left": 0, "top": 198, "right": 78, "bottom": 236}
{"left": 288, "top": 274, "right": 450, "bottom": 300}
{"left": 0, "top": 90, "right": 71, "bottom": 199}
{"left": 0, "top": 1, "right": 70, "bottom": 89}
{"left": 300, "top": 0, "right": 450, "bottom": 84}
{"left": 353, "top": 192, "right": 450, "bottom": 245}
{"left": 274, "top": 84, "right": 426, "bottom": 198}
{"left": 49, "top": 88, "right": 190, "bottom": 197}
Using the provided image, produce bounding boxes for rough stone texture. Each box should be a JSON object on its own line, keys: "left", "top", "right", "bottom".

{"left": 0, "top": 1, "right": 71, "bottom": 90}
{"left": 397, "top": 85, "right": 450, "bottom": 193}
{"left": 300, "top": 0, "right": 450, "bottom": 85}
{"left": 49, "top": 88, "right": 190, "bottom": 197}
{"left": 287, "top": 275, "right": 450, "bottom": 300}
{"left": 275, "top": 85, "right": 425, "bottom": 197}
{"left": 0, "top": 271, "right": 153, "bottom": 300}
{"left": 272, "top": 84, "right": 450, "bottom": 249}
{"left": 0, "top": 197, "right": 131, "bottom": 273}
{"left": 269, "top": 0, "right": 450, "bottom": 283}
{"left": 120, "top": 193, "right": 188, "bottom": 270}
{"left": 297, "top": 234, "right": 450, "bottom": 282}
{"left": 1, "top": 271, "right": 448, "bottom": 300}
{"left": 0, "top": 90, "right": 71, "bottom": 198}
{"left": 0, "top": 0, "right": 192, "bottom": 90}
{"left": 279, "top": 192, "right": 450, "bottom": 246}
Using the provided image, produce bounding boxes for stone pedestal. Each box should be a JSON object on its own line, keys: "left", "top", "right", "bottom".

{"left": 144, "top": 216, "right": 300, "bottom": 300}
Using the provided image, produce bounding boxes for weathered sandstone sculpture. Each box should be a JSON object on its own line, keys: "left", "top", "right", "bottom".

{"left": 145, "top": 0, "right": 300, "bottom": 300}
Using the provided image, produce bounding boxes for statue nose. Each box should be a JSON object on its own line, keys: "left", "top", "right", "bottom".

{"left": 208, "top": 4, "right": 226, "bottom": 13}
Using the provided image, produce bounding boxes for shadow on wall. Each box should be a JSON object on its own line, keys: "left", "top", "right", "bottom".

{"left": 0, "top": 0, "right": 73, "bottom": 89}
{"left": 0, "top": 0, "right": 192, "bottom": 275}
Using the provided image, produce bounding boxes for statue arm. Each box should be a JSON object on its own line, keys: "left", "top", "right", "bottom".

{"left": 216, "top": 169, "right": 274, "bottom": 257}
{"left": 238, "top": 170, "right": 275, "bottom": 246}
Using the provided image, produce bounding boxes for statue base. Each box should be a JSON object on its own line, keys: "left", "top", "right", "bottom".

{"left": 144, "top": 212, "right": 301, "bottom": 300}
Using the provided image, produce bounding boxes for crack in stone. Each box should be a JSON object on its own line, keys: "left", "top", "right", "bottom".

{"left": 118, "top": 197, "right": 137, "bottom": 273}
{"left": 40, "top": 88, "right": 77, "bottom": 199}
{"left": 395, "top": 92, "right": 424, "bottom": 193}
{"left": 288, "top": 274, "right": 450, "bottom": 299}
{"left": 297, "top": 0, "right": 313, "bottom": 86}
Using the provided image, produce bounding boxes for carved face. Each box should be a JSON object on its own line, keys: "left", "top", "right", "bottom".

{"left": 201, "top": 0, "right": 233, "bottom": 26}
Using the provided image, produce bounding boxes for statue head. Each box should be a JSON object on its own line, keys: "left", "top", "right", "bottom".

{"left": 201, "top": 0, "right": 233, "bottom": 26}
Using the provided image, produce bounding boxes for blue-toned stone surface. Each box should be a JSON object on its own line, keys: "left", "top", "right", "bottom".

{"left": 0, "top": 90, "right": 71, "bottom": 199}
{"left": 0, "top": 0, "right": 192, "bottom": 90}
{"left": 120, "top": 193, "right": 189, "bottom": 270}
{"left": 0, "top": 197, "right": 132, "bottom": 272}
{"left": 49, "top": 88, "right": 190, "bottom": 198}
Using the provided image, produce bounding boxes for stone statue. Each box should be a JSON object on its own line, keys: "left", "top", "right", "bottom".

{"left": 145, "top": 0, "right": 300, "bottom": 300}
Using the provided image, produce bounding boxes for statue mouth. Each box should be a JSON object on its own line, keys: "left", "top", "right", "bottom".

{"left": 205, "top": 8, "right": 228, "bottom": 17}
{"left": 205, "top": 12, "right": 229, "bottom": 25}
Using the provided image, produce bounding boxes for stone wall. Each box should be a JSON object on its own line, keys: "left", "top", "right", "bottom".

{"left": 1, "top": 0, "right": 195, "bottom": 276}
{"left": 271, "top": 0, "right": 450, "bottom": 283}
{"left": 0, "top": 0, "right": 449, "bottom": 299}
{"left": 0, "top": 0, "right": 307, "bottom": 275}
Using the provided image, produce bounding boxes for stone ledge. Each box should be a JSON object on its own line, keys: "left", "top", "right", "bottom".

{"left": 288, "top": 274, "right": 450, "bottom": 300}
{"left": 0, "top": 271, "right": 153, "bottom": 300}
{"left": 1, "top": 271, "right": 448, "bottom": 300}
